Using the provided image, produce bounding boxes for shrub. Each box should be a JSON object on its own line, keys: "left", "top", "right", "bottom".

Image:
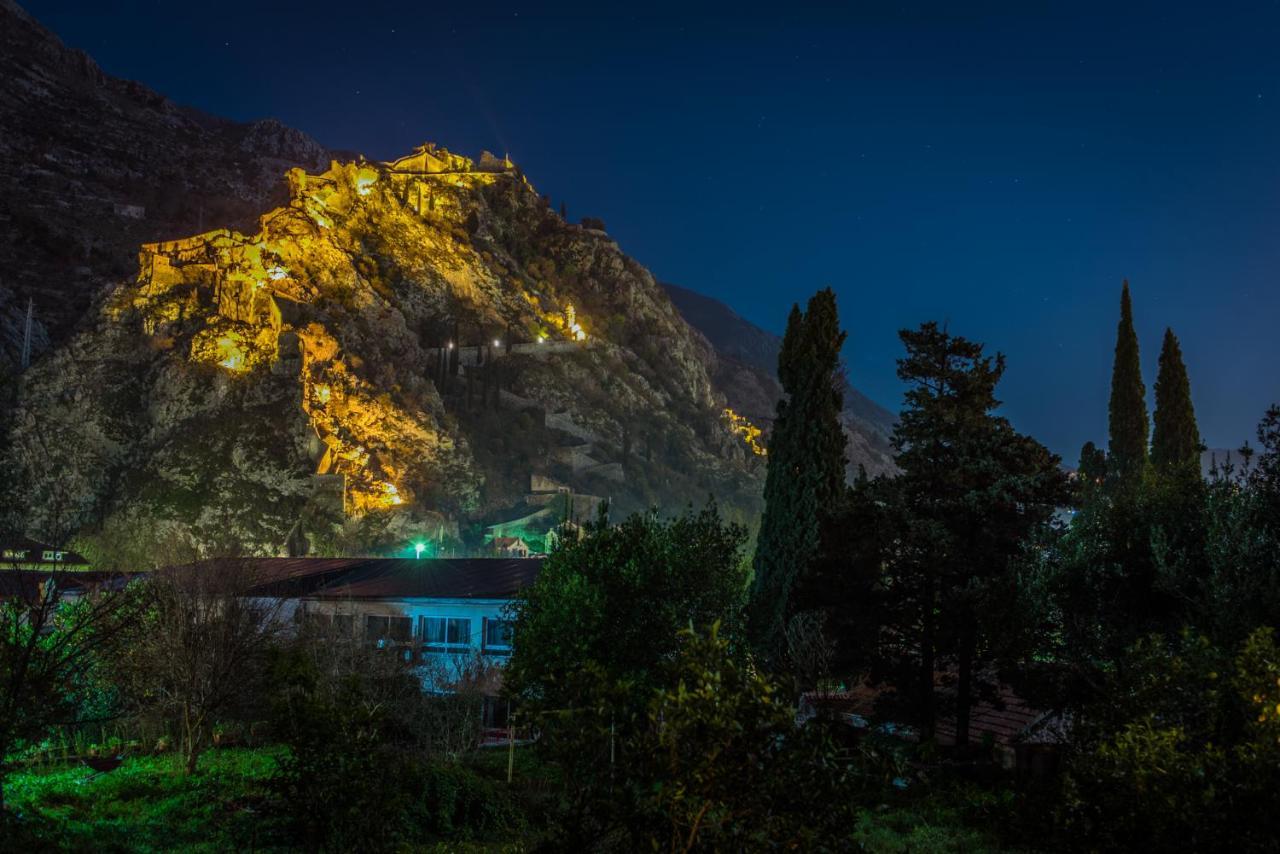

{"left": 1058, "top": 627, "right": 1280, "bottom": 850}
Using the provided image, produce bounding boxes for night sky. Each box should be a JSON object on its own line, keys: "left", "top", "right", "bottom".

{"left": 24, "top": 1, "right": 1280, "bottom": 458}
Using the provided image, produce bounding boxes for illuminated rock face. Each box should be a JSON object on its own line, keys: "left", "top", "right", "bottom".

{"left": 12, "top": 146, "right": 764, "bottom": 555}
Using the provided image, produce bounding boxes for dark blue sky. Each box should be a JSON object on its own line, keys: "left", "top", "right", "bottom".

{"left": 26, "top": 1, "right": 1280, "bottom": 457}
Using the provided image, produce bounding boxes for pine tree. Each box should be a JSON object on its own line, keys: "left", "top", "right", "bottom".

{"left": 872, "top": 323, "right": 1066, "bottom": 744}
{"left": 1108, "top": 280, "right": 1149, "bottom": 488}
{"left": 750, "top": 290, "right": 847, "bottom": 662}
{"left": 1151, "top": 327, "right": 1201, "bottom": 473}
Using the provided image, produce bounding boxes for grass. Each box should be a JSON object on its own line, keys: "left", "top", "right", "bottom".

{"left": 5, "top": 745, "right": 547, "bottom": 853}
{"left": 852, "top": 784, "right": 1018, "bottom": 853}
{"left": 5, "top": 744, "right": 1012, "bottom": 852}
{"left": 5, "top": 747, "right": 289, "bottom": 852}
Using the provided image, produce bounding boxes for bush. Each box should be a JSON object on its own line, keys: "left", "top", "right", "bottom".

{"left": 1057, "top": 627, "right": 1280, "bottom": 850}
{"left": 268, "top": 632, "right": 518, "bottom": 850}
{"left": 408, "top": 762, "right": 524, "bottom": 838}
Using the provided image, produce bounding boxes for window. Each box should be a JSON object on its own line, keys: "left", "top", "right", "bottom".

{"left": 484, "top": 619, "right": 514, "bottom": 654}
{"left": 420, "top": 616, "right": 471, "bottom": 651}
{"left": 365, "top": 615, "right": 413, "bottom": 643}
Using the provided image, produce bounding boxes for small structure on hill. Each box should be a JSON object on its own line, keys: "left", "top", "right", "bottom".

{"left": 0, "top": 538, "right": 91, "bottom": 571}
{"left": 489, "top": 536, "right": 532, "bottom": 558}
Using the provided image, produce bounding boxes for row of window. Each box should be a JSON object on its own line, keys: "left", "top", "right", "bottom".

{"left": 304, "top": 611, "right": 513, "bottom": 654}
{"left": 1, "top": 549, "right": 67, "bottom": 561}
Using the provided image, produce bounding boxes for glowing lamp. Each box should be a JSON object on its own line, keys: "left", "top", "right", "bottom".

{"left": 493, "top": 339, "right": 501, "bottom": 347}
{"left": 414, "top": 542, "right": 425, "bottom": 559}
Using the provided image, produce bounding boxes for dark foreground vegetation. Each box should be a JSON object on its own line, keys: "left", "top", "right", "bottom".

{"left": 2, "top": 285, "right": 1278, "bottom": 851}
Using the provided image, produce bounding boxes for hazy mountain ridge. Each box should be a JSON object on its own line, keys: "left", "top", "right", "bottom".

{"left": 662, "top": 283, "right": 898, "bottom": 478}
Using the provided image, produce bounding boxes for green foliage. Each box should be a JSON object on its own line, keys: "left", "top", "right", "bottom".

{"left": 507, "top": 623, "right": 862, "bottom": 850}
{"left": 1107, "top": 280, "right": 1149, "bottom": 489}
{"left": 1059, "top": 628, "right": 1280, "bottom": 850}
{"left": 269, "top": 639, "right": 520, "bottom": 850}
{"left": 629, "top": 624, "right": 859, "bottom": 850}
{"left": 844, "top": 322, "right": 1067, "bottom": 742}
{"left": 0, "top": 578, "right": 137, "bottom": 810}
{"left": 751, "top": 289, "right": 848, "bottom": 661}
{"left": 1044, "top": 404, "right": 1280, "bottom": 690}
{"left": 1076, "top": 440, "right": 1106, "bottom": 503}
{"left": 506, "top": 502, "right": 748, "bottom": 710}
{"left": 850, "top": 786, "right": 1008, "bottom": 853}
{"left": 107, "top": 567, "right": 279, "bottom": 776}
{"left": 504, "top": 506, "right": 761, "bottom": 847}
{"left": 2, "top": 748, "right": 287, "bottom": 852}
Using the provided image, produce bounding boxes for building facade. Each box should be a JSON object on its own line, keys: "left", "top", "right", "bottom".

{"left": 243, "top": 556, "right": 541, "bottom": 690}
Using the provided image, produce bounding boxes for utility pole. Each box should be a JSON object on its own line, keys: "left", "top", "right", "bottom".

{"left": 20, "top": 297, "right": 33, "bottom": 370}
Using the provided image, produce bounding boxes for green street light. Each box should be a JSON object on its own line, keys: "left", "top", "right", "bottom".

{"left": 414, "top": 542, "right": 426, "bottom": 559}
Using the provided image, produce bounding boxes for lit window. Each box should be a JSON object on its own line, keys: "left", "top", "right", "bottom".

{"left": 420, "top": 616, "right": 471, "bottom": 651}
{"left": 484, "top": 619, "right": 514, "bottom": 654}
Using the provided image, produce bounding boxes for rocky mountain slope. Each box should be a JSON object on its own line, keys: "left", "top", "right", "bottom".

{"left": 9, "top": 145, "right": 771, "bottom": 555}
{"left": 663, "top": 284, "right": 898, "bottom": 478}
{"left": 1, "top": 0, "right": 895, "bottom": 557}
{"left": 0, "top": 0, "right": 333, "bottom": 370}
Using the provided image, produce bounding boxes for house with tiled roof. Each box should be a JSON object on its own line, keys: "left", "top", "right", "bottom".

{"left": 801, "top": 676, "right": 1069, "bottom": 777}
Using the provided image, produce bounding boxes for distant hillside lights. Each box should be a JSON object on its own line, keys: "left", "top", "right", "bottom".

{"left": 354, "top": 167, "right": 378, "bottom": 196}
{"left": 216, "top": 334, "right": 248, "bottom": 372}
{"left": 723, "top": 408, "right": 768, "bottom": 457}
{"left": 121, "top": 144, "right": 592, "bottom": 526}
{"left": 380, "top": 482, "right": 404, "bottom": 507}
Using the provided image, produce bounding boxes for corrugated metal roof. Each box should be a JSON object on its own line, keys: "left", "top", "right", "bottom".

{"left": 230, "top": 557, "right": 543, "bottom": 600}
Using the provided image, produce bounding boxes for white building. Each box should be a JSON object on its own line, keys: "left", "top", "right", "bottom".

{"left": 247, "top": 557, "right": 540, "bottom": 688}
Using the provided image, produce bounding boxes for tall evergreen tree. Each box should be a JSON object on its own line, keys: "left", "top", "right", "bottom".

{"left": 1108, "top": 280, "right": 1149, "bottom": 488}
{"left": 1151, "top": 327, "right": 1201, "bottom": 472}
{"left": 857, "top": 323, "right": 1066, "bottom": 743}
{"left": 750, "top": 290, "right": 847, "bottom": 662}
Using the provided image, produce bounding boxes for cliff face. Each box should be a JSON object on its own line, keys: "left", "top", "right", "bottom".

{"left": 662, "top": 284, "right": 898, "bottom": 478}
{"left": 0, "top": 0, "right": 901, "bottom": 557}
{"left": 10, "top": 148, "right": 766, "bottom": 555}
{"left": 0, "top": 0, "right": 332, "bottom": 369}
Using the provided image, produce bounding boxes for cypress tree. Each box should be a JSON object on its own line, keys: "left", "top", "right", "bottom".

{"left": 799, "top": 290, "right": 849, "bottom": 509}
{"left": 750, "top": 289, "right": 847, "bottom": 661}
{"left": 1151, "top": 327, "right": 1201, "bottom": 472}
{"left": 1107, "top": 280, "right": 1148, "bottom": 487}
